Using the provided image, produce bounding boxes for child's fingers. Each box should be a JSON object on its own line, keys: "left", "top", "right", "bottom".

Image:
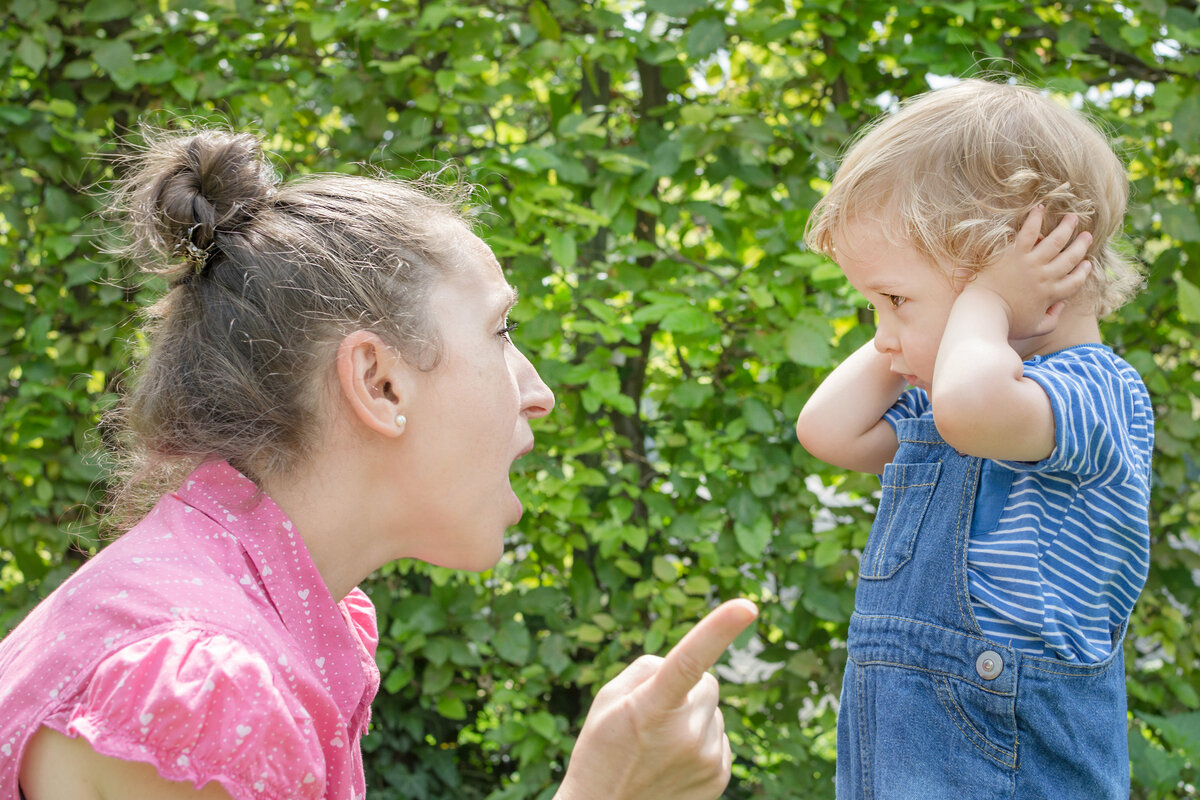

{"left": 1014, "top": 204, "right": 1047, "bottom": 249}
{"left": 1060, "top": 259, "right": 1093, "bottom": 295}
{"left": 1049, "top": 231, "right": 1093, "bottom": 277}
{"left": 1032, "top": 212, "right": 1080, "bottom": 259}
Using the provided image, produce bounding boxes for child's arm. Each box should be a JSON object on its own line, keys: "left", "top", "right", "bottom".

{"left": 931, "top": 207, "right": 1093, "bottom": 461}
{"left": 796, "top": 339, "right": 907, "bottom": 474}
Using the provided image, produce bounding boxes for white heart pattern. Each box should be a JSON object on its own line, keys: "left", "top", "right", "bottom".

{"left": 236, "top": 724, "right": 252, "bottom": 737}
{"left": 297, "top": 589, "right": 309, "bottom": 601}
{"left": 240, "top": 574, "right": 253, "bottom": 586}
{"left": 140, "top": 712, "right": 154, "bottom": 725}
{"left": 331, "top": 737, "right": 344, "bottom": 748}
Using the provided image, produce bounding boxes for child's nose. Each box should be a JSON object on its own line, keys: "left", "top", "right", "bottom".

{"left": 873, "top": 324, "right": 899, "bottom": 354}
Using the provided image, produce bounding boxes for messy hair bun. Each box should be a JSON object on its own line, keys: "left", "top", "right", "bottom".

{"left": 114, "top": 130, "right": 275, "bottom": 286}
{"left": 104, "top": 126, "right": 475, "bottom": 524}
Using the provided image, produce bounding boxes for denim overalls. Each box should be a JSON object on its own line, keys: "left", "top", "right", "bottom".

{"left": 837, "top": 418, "right": 1129, "bottom": 799}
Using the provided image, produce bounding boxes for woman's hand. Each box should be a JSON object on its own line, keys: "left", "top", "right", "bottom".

{"left": 556, "top": 599, "right": 759, "bottom": 800}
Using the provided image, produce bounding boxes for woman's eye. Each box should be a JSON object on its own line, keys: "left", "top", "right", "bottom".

{"left": 499, "top": 320, "right": 519, "bottom": 342}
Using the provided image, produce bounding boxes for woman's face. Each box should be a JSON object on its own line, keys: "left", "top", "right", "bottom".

{"left": 394, "top": 232, "right": 555, "bottom": 571}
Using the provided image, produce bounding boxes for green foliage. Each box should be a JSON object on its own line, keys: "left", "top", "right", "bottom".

{"left": 2, "top": 1, "right": 1199, "bottom": 797}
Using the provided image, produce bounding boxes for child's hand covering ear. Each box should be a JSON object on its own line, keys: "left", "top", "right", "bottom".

{"left": 970, "top": 205, "right": 1093, "bottom": 342}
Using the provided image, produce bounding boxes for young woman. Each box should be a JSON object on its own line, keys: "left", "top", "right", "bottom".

{"left": 0, "top": 129, "right": 757, "bottom": 800}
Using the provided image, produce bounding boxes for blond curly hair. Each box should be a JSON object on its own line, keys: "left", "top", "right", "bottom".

{"left": 806, "top": 79, "right": 1141, "bottom": 317}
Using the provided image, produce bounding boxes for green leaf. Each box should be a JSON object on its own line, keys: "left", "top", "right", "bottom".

{"left": 83, "top": 0, "right": 137, "bottom": 22}
{"left": 1163, "top": 206, "right": 1200, "bottom": 242}
{"left": 785, "top": 315, "right": 832, "bottom": 367}
{"left": 734, "top": 518, "right": 772, "bottom": 558}
{"left": 17, "top": 36, "right": 47, "bottom": 74}
{"left": 527, "top": 710, "right": 558, "bottom": 740}
{"left": 669, "top": 380, "right": 714, "bottom": 409}
{"left": 538, "top": 634, "right": 572, "bottom": 675}
{"left": 1171, "top": 93, "right": 1200, "bottom": 148}
{"left": 741, "top": 397, "right": 775, "bottom": 433}
{"left": 728, "top": 489, "right": 762, "bottom": 526}
{"left": 687, "top": 17, "right": 726, "bottom": 60}
{"left": 91, "top": 39, "right": 135, "bottom": 76}
{"left": 436, "top": 695, "right": 467, "bottom": 720}
{"left": 547, "top": 228, "right": 576, "bottom": 267}
{"left": 660, "top": 306, "right": 712, "bottom": 334}
{"left": 652, "top": 555, "right": 676, "bottom": 582}
{"left": 813, "top": 536, "right": 842, "bottom": 568}
{"left": 529, "top": 1, "right": 561, "bottom": 41}
{"left": 423, "top": 661, "right": 454, "bottom": 695}
{"left": 1177, "top": 272, "right": 1200, "bottom": 323}
{"left": 494, "top": 619, "right": 531, "bottom": 665}
{"left": 645, "top": 0, "right": 708, "bottom": 17}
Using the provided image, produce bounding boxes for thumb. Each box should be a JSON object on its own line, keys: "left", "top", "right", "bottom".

{"left": 643, "top": 599, "right": 758, "bottom": 707}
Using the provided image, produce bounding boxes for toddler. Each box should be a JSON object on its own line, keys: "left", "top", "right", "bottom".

{"left": 796, "top": 79, "right": 1154, "bottom": 799}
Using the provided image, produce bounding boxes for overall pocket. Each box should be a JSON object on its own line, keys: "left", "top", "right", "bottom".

{"left": 860, "top": 461, "right": 940, "bottom": 579}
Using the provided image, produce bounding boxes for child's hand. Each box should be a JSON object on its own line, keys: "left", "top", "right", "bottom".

{"left": 964, "top": 205, "right": 1093, "bottom": 341}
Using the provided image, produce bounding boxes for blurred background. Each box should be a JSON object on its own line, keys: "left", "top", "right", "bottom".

{"left": 2, "top": 1, "right": 1198, "bottom": 797}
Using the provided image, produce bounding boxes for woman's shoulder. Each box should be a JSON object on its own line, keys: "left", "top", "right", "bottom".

{"left": 4, "top": 627, "right": 327, "bottom": 800}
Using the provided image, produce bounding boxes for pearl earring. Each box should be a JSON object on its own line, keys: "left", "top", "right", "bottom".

{"left": 394, "top": 414, "right": 407, "bottom": 434}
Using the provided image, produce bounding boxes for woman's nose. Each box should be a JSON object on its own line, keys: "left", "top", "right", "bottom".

{"left": 517, "top": 349, "right": 555, "bottom": 419}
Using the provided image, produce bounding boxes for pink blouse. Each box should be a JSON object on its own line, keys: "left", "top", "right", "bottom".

{"left": 0, "top": 460, "right": 381, "bottom": 799}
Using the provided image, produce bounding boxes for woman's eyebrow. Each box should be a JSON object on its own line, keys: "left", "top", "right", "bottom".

{"left": 502, "top": 284, "right": 519, "bottom": 311}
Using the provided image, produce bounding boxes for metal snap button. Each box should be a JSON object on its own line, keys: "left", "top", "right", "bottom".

{"left": 976, "top": 650, "right": 1003, "bottom": 680}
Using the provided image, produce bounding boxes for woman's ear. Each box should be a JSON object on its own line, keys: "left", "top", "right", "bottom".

{"left": 336, "top": 330, "right": 411, "bottom": 437}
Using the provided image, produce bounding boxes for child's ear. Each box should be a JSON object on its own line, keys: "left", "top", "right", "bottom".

{"left": 335, "top": 330, "right": 412, "bottom": 437}
{"left": 949, "top": 266, "right": 976, "bottom": 293}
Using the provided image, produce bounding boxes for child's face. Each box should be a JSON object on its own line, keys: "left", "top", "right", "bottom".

{"left": 835, "top": 219, "right": 961, "bottom": 393}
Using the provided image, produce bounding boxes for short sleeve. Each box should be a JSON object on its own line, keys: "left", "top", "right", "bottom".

{"left": 63, "top": 631, "right": 326, "bottom": 800}
{"left": 998, "top": 355, "right": 1151, "bottom": 482}
{"left": 883, "top": 387, "right": 930, "bottom": 432}
{"left": 341, "top": 588, "right": 379, "bottom": 659}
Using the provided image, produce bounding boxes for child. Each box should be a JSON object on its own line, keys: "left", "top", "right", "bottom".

{"left": 795, "top": 79, "right": 1154, "bottom": 799}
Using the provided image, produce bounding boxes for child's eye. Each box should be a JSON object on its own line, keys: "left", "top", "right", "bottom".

{"left": 499, "top": 320, "right": 519, "bottom": 342}
{"left": 886, "top": 294, "right": 907, "bottom": 309}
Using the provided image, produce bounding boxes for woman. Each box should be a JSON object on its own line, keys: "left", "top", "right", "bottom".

{"left": 0, "top": 129, "right": 756, "bottom": 800}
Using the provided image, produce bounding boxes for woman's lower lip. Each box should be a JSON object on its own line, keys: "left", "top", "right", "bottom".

{"left": 509, "top": 484, "right": 523, "bottom": 522}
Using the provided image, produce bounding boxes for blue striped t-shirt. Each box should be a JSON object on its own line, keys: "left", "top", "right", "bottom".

{"left": 883, "top": 344, "right": 1155, "bottom": 663}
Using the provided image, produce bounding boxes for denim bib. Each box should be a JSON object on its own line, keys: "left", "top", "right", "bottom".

{"left": 837, "top": 418, "right": 1129, "bottom": 799}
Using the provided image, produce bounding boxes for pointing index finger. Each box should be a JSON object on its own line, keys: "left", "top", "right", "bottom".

{"left": 645, "top": 599, "right": 759, "bottom": 707}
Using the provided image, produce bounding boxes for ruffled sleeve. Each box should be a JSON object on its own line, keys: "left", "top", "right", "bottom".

{"left": 341, "top": 588, "right": 379, "bottom": 659}
{"left": 62, "top": 630, "right": 326, "bottom": 800}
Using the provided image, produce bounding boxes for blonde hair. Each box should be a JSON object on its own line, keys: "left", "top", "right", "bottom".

{"left": 805, "top": 79, "right": 1141, "bottom": 316}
